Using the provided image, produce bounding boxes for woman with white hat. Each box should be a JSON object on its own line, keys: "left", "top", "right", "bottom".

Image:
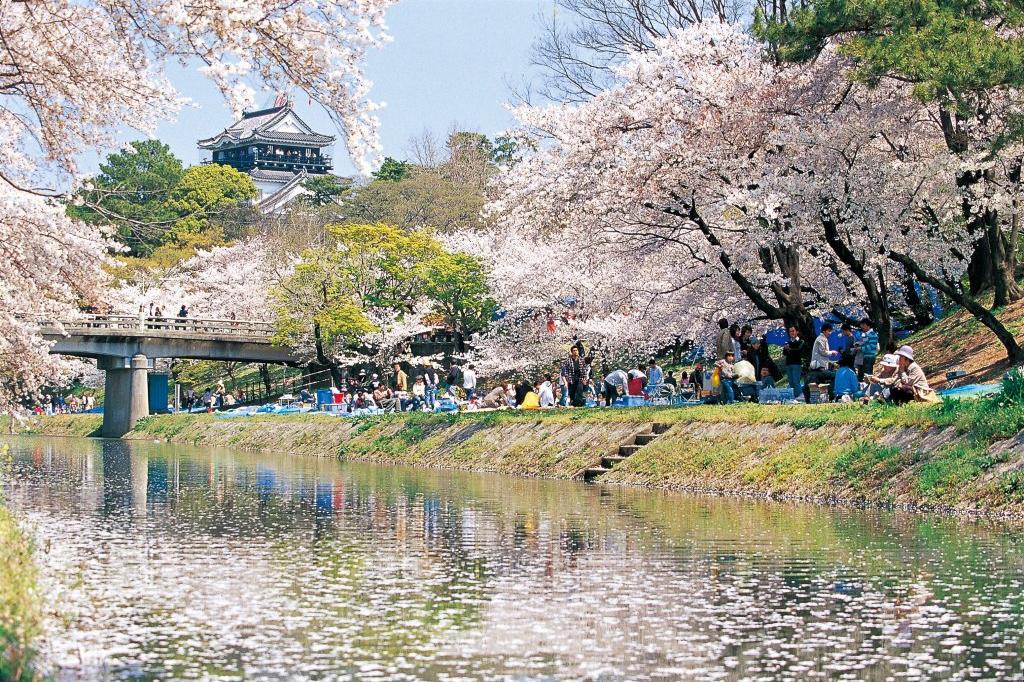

{"left": 889, "top": 345, "right": 936, "bottom": 404}
{"left": 863, "top": 353, "right": 900, "bottom": 402}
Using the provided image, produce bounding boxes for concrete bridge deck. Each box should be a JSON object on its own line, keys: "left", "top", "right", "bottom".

{"left": 36, "top": 314, "right": 298, "bottom": 437}
{"left": 40, "top": 315, "right": 295, "bottom": 363}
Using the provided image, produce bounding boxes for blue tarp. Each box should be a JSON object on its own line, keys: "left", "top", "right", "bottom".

{"left": 938, "top": 384, "right": 1001, "bottom": 399}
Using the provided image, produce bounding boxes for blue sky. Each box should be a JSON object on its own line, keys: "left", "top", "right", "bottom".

{"left": 128, "top": 0, "right": 550, "bottom": 177}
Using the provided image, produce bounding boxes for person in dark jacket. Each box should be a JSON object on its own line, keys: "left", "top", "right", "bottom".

{"left": 782, "top": 326, "right": 805, "bottom": 398}
{"left": 753, "top": 334, "right": 782, "bottom": 381}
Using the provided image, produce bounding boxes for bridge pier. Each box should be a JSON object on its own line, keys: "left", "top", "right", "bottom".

{"left": 100, "top": 354, "right": 150, "bottom": 438}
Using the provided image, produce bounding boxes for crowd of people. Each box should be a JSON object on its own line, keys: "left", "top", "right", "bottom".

{"left": 183, "top": 381, "right": 248, "bottom": 411}
{"left": 32, "top": 393, "right": 96, "bottom": 415}
{"left": 711, "top": 317, "right": 935, "bottom": 405}
{"left": 53, "top": 314, "right": 938, "bottom": 419}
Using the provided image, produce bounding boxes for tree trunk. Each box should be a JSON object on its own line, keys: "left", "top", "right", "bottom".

{"left": 312, "top": 321, "right": 344, "bottom": 388}
{"left": 903, "top": 275, "right": 934, "bottom": 330}
{"left": 875, "top": 267, "right": 892, "bottom": 354}
{"left": 819, "top": 210, "right": 891, "bottom": 354}
{"left": 259, "top": 364, "right": 273, "bottom": 396}
{"left": 889, "top": 250, "right": 1024, "bottom": 363}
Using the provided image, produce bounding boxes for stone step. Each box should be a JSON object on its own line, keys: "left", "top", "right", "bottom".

{"left": 602, "top": 455, "right": 627, "bottom": 468}
{"left": 653, "top": 422, "right": 671, "bottom": 434}
{"left": 619, "top": 445, "right": 643, "bottom": 457}
{"left": 634, "top": 433, "right": 659, "bottom": 445}
{"left": 583, "top": 467, "right": 610, "bottom": 482}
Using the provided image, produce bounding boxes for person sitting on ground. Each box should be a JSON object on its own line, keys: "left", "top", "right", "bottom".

{"left": 757, "top": 366, "right": 776, "bottom": 391}
{"left": 833, "top": 364, "right": 861, "bottom": 400}
{"left": 520, "top": 384, "right": 541, "bottom": 410}
{"left": 603, "top": 368, "right": 630, "bottom": 407}
{"left": 481, "top": 384, "right": 510, "bottom": 409}
{"left": 716, "top": 351, "right": 737, "bottom": 404}
{"left": 299, "top": 387, "right": 313, "bottom": 404}
{"left": 514, "top": 380, "right": 532, "bottom": 407}
{"left": 372, "top": 384, "right": 399, "bottom": 412}
{"left": 538, "top": 374, "right": 555, "bottom": 408}
{"left": 411, "top": 376, "right": 427, "bottom": 410}
{"left": 665, "top": 371, "right": 678, "bottom": 388}
{"left": 734, "top": 356, "right": 758, "bottom": 400}
{"left": 888, "top": 345, "right": 936, "bottom": 404}
{"left": 354, "top": 390, "right": 376, "bottom": 410}
{"left": 863, "top": 354, "right": 900, "bottom": 402}
{"left": 223, "top": 392, "right": 237, "bottom": 407}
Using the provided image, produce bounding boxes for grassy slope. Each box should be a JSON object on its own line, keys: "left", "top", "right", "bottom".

{"left": 912, "top": 295, "right": 1024, "bottom": 388}
{"left": 11, "top": 398, "right": 1024, "bottom": 513}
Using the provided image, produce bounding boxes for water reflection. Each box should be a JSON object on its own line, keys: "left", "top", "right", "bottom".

{"left": 3, "top": 436, "right": 1024, "bottom": 680}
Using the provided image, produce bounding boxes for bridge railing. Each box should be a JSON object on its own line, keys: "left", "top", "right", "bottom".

{"left": 45, "top": 314, "right": 277, "bottom": 340}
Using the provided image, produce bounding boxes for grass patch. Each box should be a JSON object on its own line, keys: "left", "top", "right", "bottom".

{"left": 0, "top": 447, "right": 45, "bottom": 681}
{"left": 833, "top": 440, "right": 908, "bottom": 494}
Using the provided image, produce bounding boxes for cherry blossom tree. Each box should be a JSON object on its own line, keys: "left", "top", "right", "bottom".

{"left": 1, "top": 0, "right": 395, "bottom": 413}
{"left": 112, "top": 236, "right": 288, "bottom": 320}
{"left": 489, "top": 23, "right": 847, "bottom": 360}
{"left": 487, "top": 21, "right": 1022, "bottom": 364}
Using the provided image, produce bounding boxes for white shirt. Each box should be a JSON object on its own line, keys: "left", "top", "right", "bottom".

{"left": 538, "top": 381, "right": 554, "bottom": 407}
{"left": 604, "top": 370, "right": 629, "bottom": 388}
{"left": 810, "top": 334, "right": 833, "bottom": 370}
{"left": 462, "top": 369, "right": 476, "bottom": 389}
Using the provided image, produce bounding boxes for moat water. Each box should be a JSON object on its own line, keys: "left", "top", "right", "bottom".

{"left": 2, "top": 435, "right": 1024, "bottom": 680}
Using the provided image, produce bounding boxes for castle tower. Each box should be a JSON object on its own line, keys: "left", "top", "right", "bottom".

{"left": 198, "top": 95, "right": 336, "bottom": 213}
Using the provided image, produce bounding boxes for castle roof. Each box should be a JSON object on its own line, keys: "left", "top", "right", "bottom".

{"left": 197, "top": 104, "right": 334, "bottom": 150}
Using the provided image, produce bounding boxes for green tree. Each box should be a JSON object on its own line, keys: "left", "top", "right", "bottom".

{"left": 372, "top": 157, "right": 412, "bottom": 182}
{"left": 341, "top": 168, "right": 486, "bottom": 233}
{"left": 300, "top": 175, "right": 351, "bottom": 207}
{"left": 272, "top": 223, "right": 446, "bottom": 381}
{"left": 760, "top": 1, "right": 1024, "bottom": 106}
{"left": 422, "top": 252, "right": 496, "bottom": 351}
{"left": 164, "top": 164, "right": 258, "bottom": 246}
{"left": 68, "top": 140, "right": 184, "bottom": 256}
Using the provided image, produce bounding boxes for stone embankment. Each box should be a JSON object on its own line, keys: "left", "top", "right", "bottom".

{"left": 12, "top": 401, "right": 1024, "bottom": 515}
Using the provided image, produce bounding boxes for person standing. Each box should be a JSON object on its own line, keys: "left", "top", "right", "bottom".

{"left": 422, "top": 364, "right": 439, "bottom": 409}
{"left": 715, "top": 318, "right": 733, "bottom": 361}
{"left": 782, "top": 326, "right": 805, "bottom": 399}
{"left": 561, "top": 346, "right": 584, "bottom": 408}
{"left": 739, "top": 325, "right": 754, "bottom": 361}
{"left": 716, "top": 351, "right": 737, "bottom": 404}
{"left": 807, "top": 323, "right": 839, "bottom": 401}
{"left": 462, "top": 363, "right": 477, "bottom": 400}
{"left": 857, "top": 318, "right": 879, "bottom": 381}
{"left": 838, "top": 323, "right": 857, "bottom": 368}
{"left": 603, "top": 368, "right": 629, "bottom": 407}
{"left": 446, "top": 363, "right": 462, "bottom": 392}
{"left": 393, "top": 363, "right": 408, "bottom": 392}
{"left": 646, "top": 358, "right": 664, "bottom": 389}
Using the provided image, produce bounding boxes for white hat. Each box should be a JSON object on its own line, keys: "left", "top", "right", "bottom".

{"left": 895, "top": 345, "right": 914, "bottom": 362}
{"left": 880, "top": 354, "right": 899, "bottom": 368}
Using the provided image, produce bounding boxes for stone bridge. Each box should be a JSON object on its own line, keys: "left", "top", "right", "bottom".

{"left": 39, "top": 315, "right": 298, "bottom": 438}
